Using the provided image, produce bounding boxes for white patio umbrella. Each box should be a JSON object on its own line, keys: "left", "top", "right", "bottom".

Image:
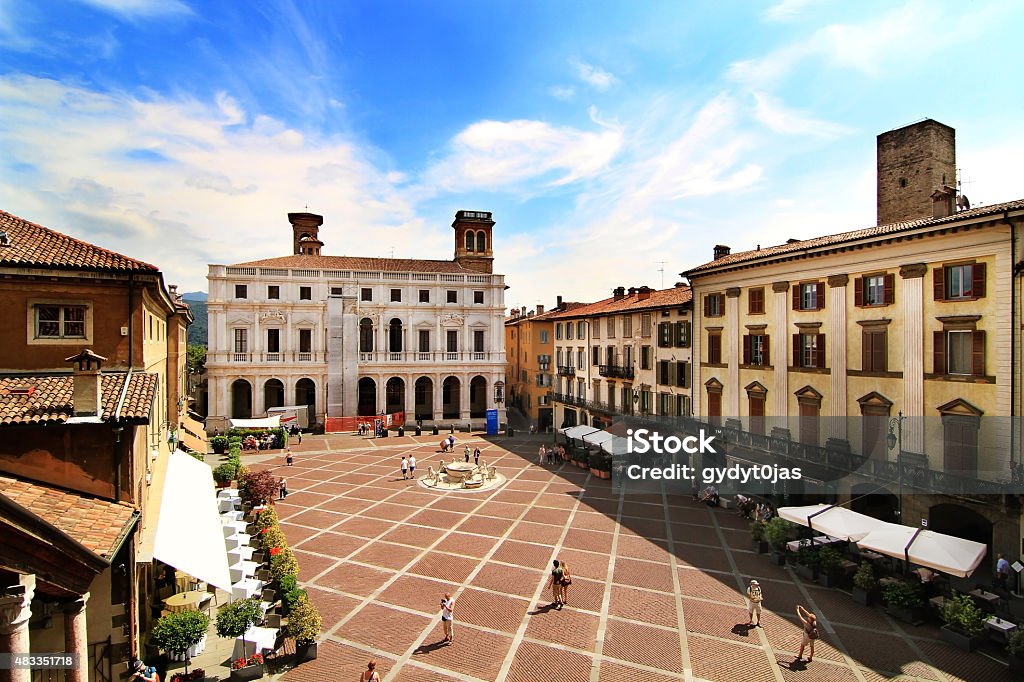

{"left": 561, "top": 425, "right": 599, "bottom": 440}
{"left": 855, "top": 525, "right": 987, "bottom": 578}
{"left": 777, "top": 504, "right": 889, "bottom": 542}
{"left": 582, "top": 430, "right": 614, "bottom": 447}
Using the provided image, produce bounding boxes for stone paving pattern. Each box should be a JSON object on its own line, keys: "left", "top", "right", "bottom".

{"left": 254, "top": 434, "right": 1013, "bottom": 681}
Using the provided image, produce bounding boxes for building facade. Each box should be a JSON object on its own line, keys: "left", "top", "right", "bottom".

{"left": 505, "top": 305, "right": 555, "bottom": 431}
{"left": 0, "top": 209, "right": 193, "bottom": 678}
{"left": 683, "top": 119, "right": 1024, "bottom": 567}
{"left": 550, "top": 284, "right": 694, "bottom": 431}
{"left": 206, "top": 211, "right": 507, "bottom": 430}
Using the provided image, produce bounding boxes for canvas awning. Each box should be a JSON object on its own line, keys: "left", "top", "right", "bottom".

{"left": 778, "top": 504, "right": 889, "bottom": 542}
{"left": 153, "top": 450, "right": 233, "bottom": 591}
{"left": 855, "top": 524, "right": 987, "bottom": 578}
{"left": 229, "top": 416, "right": 281, "bottom": 429}
{"left": 582, "top": 429, "right": 614, "bottom": 446}
{"left": 601, "top": 436, "right": 631, "bottom": 455}
{"left": 561, "top": 425, "right": 599, "bottom": 440}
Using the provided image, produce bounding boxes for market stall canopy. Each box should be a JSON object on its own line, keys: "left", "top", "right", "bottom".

{"left": 778, "top": 504, "right": 889, "bottom": 542}
{"left": 855, "top": 525, "right": 987, "bottom": 578}
{"left": 561, "top": 425, "right": 599, "bottom": 440}
{"left": 229, "top": 416, "right": 281, "bottom": 429}
{"left": 582, "top": 429, "right": 614, "bottom": 446}
{"left": 153, "top": 450, "right": 233, "bottom": 591}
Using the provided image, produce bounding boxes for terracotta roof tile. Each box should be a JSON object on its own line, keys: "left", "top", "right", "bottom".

{"left": 0, "top": 209, "right": 158, "bottom": 272}
{"left": 0, "top": 372, "right": 158, "bottom": 425}
{"left": 0, "top": 475, "right": 136, "bottom": 559}
{"left": 546, "top": 286, "right": 692, "bottom": 319}
{"left": 230, "top": 254, "right": 476, "bottom": 274}
{"left": 684, "top": 198, "right": 1024, "bottom": 275}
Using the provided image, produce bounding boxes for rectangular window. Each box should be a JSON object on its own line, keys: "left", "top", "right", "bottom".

{"left": 743, "top": 334, "right": 769, "bottom": 366}
{"left": 606, "top": 345, "right": 616, "bottom": 366}
{"left": 35, "top": 305, "right": 86, "bottom": 339}
{"left": 675, "top": 361, "right": 689, "bottom": 388}
{"left": 659, "top": 392, "right": 673, "bottom": 415}
{"left": 641, "top": 314, "right": 652, "bottom": 337}
{"left": 300, "top": 286, "right": 312, "bottom": 300}
{"left": 539, "top": 330, "right": 549, "bottom": 344}
{"left": 419, "top": 289, "right": 430, "bottom": 303}
{"left": 673, "top": 321, "right": 691, "bottom": 347}
{"left": 862, "top": 330, "right": 887, "bottom": 372}
{"left": 793, "top": 333, "right": 825, "bottom": 368}
{"left": 748, "top": 287, "right": 765, "bottom": 315}
{"left": 360, "top": 288, "right": 372, "bottom": 302}
{"left": 267, "top": 285, "right": 280, "bottom": 299}
{"left": 299, "top": 329, "right": 312, "bottom": 353}
{"left": 676, "top": 395, "right": 688, "bottom": 417}
{"left": 606, "top": 317, "right": 615, "bottom": 338}
{"left": 864, "top": 275, "right": 884, "bottom": 306}
{"left": 474, "top": 290, "right": 484, "bottom": 304}
{"left": 266, "top": 328, "right": 280, "bottom": 353}
{"left": 795, "top": 282, "right": 825, "bottom": 311}
{"left": 233, "top": 328, "right": 248, "bottom": 353}
{"left": 657, "top": 322, "right": 672, "bottom": 348}
{"left": 446, "top": 330, "right": 458, "bottom": 352}
{"left": 593, "top": 319, "right": 600, "bottom": 340}
{"left": 390, "top": 288, "right": 402, "bottom": 302}
{"left": 707, "top": 333, "right": 722, "bottom": 364}
{"left": 748, "top": 394, "right": 765, "bottom": 434}
{"left": 704, "top": 294, "right": 724, "bottom": 317}
{"left": 418, "top": 330, "right": 430, "bottom": 352}
{"left": 622, "top": 315, "right": 632, "bottom": 337}
{"left": 947, "top": 330, "right": 974, "bottom": 375}
{"left": 446, "top": 290, "right": 457, "bottom": 303}
{"left": 473, "top": 330, "right": 484, "bottom": 353}
{"left": 592, "top": 346, "right": 600, "bottom": 366}
{"left": 235, "top": 284, "right": 247, "bottom": 299}
{"left": 566, "top": 322, "right": 574, "bottom": 340}
{"left": 555, "top": 323, "right": 563, "bottom": 340}
{"left": 640, "top": 345, "right": 652, "bottom": 370}
{"left": 577, "top": 321, "right": 585, "bottom": 338}
{"left": 577, "top": 349, "right": 585, "bottom": 370}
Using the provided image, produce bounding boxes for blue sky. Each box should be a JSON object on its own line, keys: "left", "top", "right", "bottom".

{"left": 1, "top": 0, "right": 1023, "bottom": 309}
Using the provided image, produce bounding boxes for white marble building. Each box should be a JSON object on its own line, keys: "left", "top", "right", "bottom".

{"left": 205, "top": 211, "right": 507, "bottom": 430}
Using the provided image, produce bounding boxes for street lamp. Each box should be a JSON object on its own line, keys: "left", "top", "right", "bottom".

{"left": 886, "top": 411, "right": 905, "bottom": 523}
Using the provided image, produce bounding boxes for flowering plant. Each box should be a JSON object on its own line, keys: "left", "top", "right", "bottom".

{"left": 230, "top": 658, "right": 247, "bottom": 671}
{"left": 269, "top": 547, "right": 282, "bottom": 556}
{"left": 247, "top": 654, "right": 264, "bottom": 666}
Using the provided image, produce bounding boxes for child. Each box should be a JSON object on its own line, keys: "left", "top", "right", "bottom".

{"left": 401, "top": 456, "right": 409, "bottom": 480}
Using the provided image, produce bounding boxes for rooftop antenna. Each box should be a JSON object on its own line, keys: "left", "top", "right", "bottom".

{"left": 656, "top": 261, "right": 667, "bottom": 289}
{"left": 390, "top": 246, "right": 395, "bottom": 259}
{"left": 956, "top": 167, "right": 974, "bottom": 211}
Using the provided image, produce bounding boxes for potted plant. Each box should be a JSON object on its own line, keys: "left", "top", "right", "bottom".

{"left": 794, "top": 545, "right": 818, "bottom": 580}
{"left": 170, "top": 670, "right": 206, "bottom": 682}
{"left": 816, "top": 546, "right": 843, "bottom": 588}
{"left": 750, "top": 521, "right": 769, "bottom": 554}
{"left": 287, "top": 593, "right": 322, "bottom": 662}
{"left": 575, "top": 450, "right": 589, "bottom": 468}
{"left": 278, "top": 574, "right": 306, "bottom": 616}
{"left": 239, "top": 469, "right": 279, "bottom": 505}
{"left": 213, "top": 463, "right": 236, "bottom": 488}
{"left": 211, "top": 435, "right": 229, "bottom": 454}
{"left": 590, "top": 452, "right": 612, "bottom": 479}
{"left": 253, "top": 505, "right": 279, "bottom": 534}
{"left": 763, "top": 517, "right": 792, "bottom": 566}
{"left": 150, "top": 611, "right": 209, "bottom": 676}
{"left": 882, "top": 580, "right": 926, "bottom": 625}
{"left": 215, "top": 599, "right": 264, "bottom": 682}
{"left": 939, "top": 592, "right": 986, "bottom": 651}
{"left": 269, "top": 546, "right": 300, "bottom": 582}
{"left": 851, "top": 562, "right": 877, "bottom": 605}
{"left": 1007, "top": 629, "right": 1024, "bottom": 675}
{"left": 260, "top": 525, "right": 286, "bottom": 552}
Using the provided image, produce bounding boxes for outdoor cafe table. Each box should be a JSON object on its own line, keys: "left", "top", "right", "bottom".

{"left": 163, "top": 590, "right": 204, "bottom": 614}
{"left": 969, "top": 588, "right": 1000, "bottom": 608}
{"left": 232, "top": 625, "right": 278, "bottom": 660}
{"left": 222, "top": 519, "right": 247, "bottom": 536}
{"left": 174, "top": 571, "right": 196, "bottom": 593}
{"left": 218, "top": 497, "right": 239, "bottom": 513}
{"left": 231, "top": 578, "right": 263, "bottom": 601}
{"left": 786, "top": 535, "right": 842, "bottom": 553}
{"left": 218, "top": 488, "right": 240, "bottom": 500}
{"left": 224, "top": 533, "right": 250, "bottom": 551}
{"left": 221, "top": 509, "right": 244, "bottom": 522}
{"left": 229, "top": 560, "right": 260, "bottom": 584}
{"left": 986, "top": 616, "right": 1017, "bottom": 640}
{"left": 228, "top": 546, "right": 256, "bottom": 563}
{"left": 859, "top": 550, "right": 884, "bottom": 562}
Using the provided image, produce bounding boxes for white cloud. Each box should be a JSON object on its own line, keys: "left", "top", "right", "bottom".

{"left": 548, "top": 85, "right": 576, "bottom": 100}
{"left": 74, "top": 0, "right": 192, "bottom": 19}
{"left": 752, "top": 92, "right": 852, "bottom": 138}
{"left": 571, "top": 58, "right": 617, "bottom": 91}
{"left": 764, "top": 0, "right": 820, "bottom": 22}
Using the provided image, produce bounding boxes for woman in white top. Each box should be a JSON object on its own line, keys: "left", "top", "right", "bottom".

{"left": 440, "top": 593, "right": 455, "bottom": 643}
{"left": 359, "top": 659, "right": 380, "bottom": 681}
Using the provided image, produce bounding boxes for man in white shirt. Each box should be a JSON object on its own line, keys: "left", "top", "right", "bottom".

{"left": 440, "top": 593, "right": 455, "bottom": 643}
{"left": 996, "top": 553, "right": 1011, "bottom": 591}
{"left": 409, "top": 455, "right": 416, "bottom": 480}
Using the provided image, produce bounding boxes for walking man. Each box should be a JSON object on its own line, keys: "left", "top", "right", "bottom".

{"left": 440, "top": 593, "right": 455, "bottom": 643}
{"left": 286, "top": 448, "right": 294, "bottom": 466}
{"left": 401, "top": 456, "right": 409, "bottom": 480}
{"left": 546, "top": 559, "right": 565, "bottom": 609}
{"left": 278, "top": 478, "right": 288, "bottom": 500}
{"left": 538, "top": 444, "right": 546, "bottom": 465}
{"left": 409, "top": 454, "right": 416, "bottom": 479}
{"left": 997, "top": 553, "right": 1011, "bottom": 591}
{"left": 448, "top": 434, "right": 455, "bottom": 452}
{"left": 796, "top": 604, "right": 819, "bottom": 663}
{"left": 464, "top": 445, "right": 471, "bottom": 463}
{"left": 473, "top": 447, "right": 481, "bottom": 465}
{"left": 746, "top": 579, "right": 762, "bottom": 626}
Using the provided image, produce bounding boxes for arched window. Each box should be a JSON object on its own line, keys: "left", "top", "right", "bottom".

{"left": 465, "top": 230, "right": 474, "bottom": 251}
{"left": 476, "top": 230, "right": 486, "bottom": 253}
{"left": 359, "top": 318, "right": 374, "bottom": 353}
{"left": 388, "top": 318, "right": 403, "bottom": 352}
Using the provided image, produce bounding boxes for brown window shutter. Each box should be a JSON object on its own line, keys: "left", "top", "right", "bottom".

{"left": 703, "top": 296, "right": 710, "bottom": 317}
{"left": 861, "top": 330, "right": 871, "bottom": 371}
{"left": 933, "top": 266, "right": 944, "bottom": 301}
{"left": 933, "top": 331, "right": 946, "bottom": 374}
{"left": 816, "top": 282, "right": 826, "bottom": 310}
{"left": 972, "top": 262, "right": 986, "bottom": 299}
{"left": 876, "top": 330, "right": 888, "bottom": 372}
{"left": 792, "top": 286, "right": 800, "bottom": 310}
{"left": 793, "top": 333, "right": 801, "bottom": 367}
{"left": 763, "top": 335, "right": 770, "bottom": 364}
{"left": 883, "top": 274, "right": 895, "bottom": 305}
{"left": 972, "top": 330, "right": 986, "bottom": 376}
{"left": 742, "top": 335, "right": 751, "bottom": 365}
{"left": 816, "top": 333, "right": 826, "bottom": 368}
{"left": 854, "top": 277, "right": 864, "bottom": 307}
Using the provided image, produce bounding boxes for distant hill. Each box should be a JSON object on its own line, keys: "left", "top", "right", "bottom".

{"left": 182, "top": 291, "right": 208, "bottom": 301}
{"left": 183, "top": 294, "right": 208, "bottom": 347}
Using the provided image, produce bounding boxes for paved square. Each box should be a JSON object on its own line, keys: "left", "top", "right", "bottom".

{"left": 259, "top": 434, "right": 1014, "bottom": 681}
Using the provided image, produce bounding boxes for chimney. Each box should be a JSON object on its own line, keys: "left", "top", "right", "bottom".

{"left": 556, "top": 295, "right": 563, "bottom": 310}
{"left": 674, "top": 281, "right": 686, "bottom": 288}
{"left": 637, "top": 286, "right": 652, "bottom": 301}
{"left": 65, "top": 349, "right": 107, "bottom": 417}
{"left": 168, "top": 284, "right": 178, "bottom": 297}
{"left": 786, "top": 238, "right": 800, "bottom": 244}
{"left": 613, "top": 286, "right": 626, "bottom": 300}
{"left": 931, "top": 185, "right": 956, "bottom": 219}
{"left": 713, "top": 245, "right": 731, "bottom": 260}
{"left": 536, "top": 304, "right": 545, "bottom": 315}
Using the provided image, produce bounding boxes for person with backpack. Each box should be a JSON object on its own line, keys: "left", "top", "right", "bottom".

{"left": 558, "top": 561, "right": 572, "bottom": 606}
{"left": 796, "top": 604, "right": 819, "bottom": 663}
{"left": 546, "top": 559, "right": 565, "bottom": 608}
{"left": 745, "top": 579, "right": 762, "bottom": 626}
{"left": 130, "top": 660, "right": 159, "bottom": 682}
{"left": 359, "top": 659, "right": 380, "bottom": 681}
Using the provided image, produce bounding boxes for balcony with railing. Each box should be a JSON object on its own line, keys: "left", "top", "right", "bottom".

{"left": 219, "top": 351, "right": 324, "bottom": 364}
{"left": 557, "top": 365, "right": 575, "bottom": 377}
{"left": 599, "top": 364, "right": 634, "bottom": 379}
{"left": 355, "top": 351, "right": 503, "bottom": 363}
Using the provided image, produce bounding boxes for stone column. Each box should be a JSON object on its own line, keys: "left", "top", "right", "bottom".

{"left": 0, "top": 575, "right": 35, "bottom": 682}
{"left": 725, "top": 288, "right": 741, "bottom": 417}
{"left": 376, "top": 375, "right": 385, "bottom": 416}
{"left": 460, "top": 375, "right": 471, "bottom": 421}
{"left": 827, "top": 274, "right": 849, "bottom": 441}
{"left": 771, "top": 282, "right": 790, "bottom": 419}
{"left": 405, "top": 375, "right": 415, "bottom": 422}
{"left": 62, "top": 593, "right": 89, "bottom": 682}
{"left": 434, "top": 374, "right": 443, "bottom": 422}
{"left": 900, "top": 263, "right": 927, "bottom": 454}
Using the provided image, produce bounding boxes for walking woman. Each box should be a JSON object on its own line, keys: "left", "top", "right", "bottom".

{"left": 359, "top": 659, "right": 380, "bottom": 681}
{"left": 558, "top": 561, "right": 572, "bottom": 606}
{"left": 796, "top": 604, "right": 819, "bottom": 663}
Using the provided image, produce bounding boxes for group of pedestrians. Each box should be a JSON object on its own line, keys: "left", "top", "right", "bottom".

{"left": 400, "top": 455, "right": 417, "bottom": 480}
{"left": 536, "top": 444, "right": 565, "bottom": 465}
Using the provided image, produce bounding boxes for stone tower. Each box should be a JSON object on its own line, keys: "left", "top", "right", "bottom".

{"left": 877, "top": 119, "right": 956, "bottom": 226}
{"left": 452, "top": 210, "right": 494, "bottom": 273}
{"left": 289, "top": 212, "right": 324, "bottom": 256}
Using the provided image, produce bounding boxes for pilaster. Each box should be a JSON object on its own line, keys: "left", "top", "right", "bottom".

{"left": 827, "top": 274, "right": 849, "bottom": 438}
{"left": 771, "top": 282, "right": 790, "bottom": 416}
{"left": 725, "top": 288, "right": 741, "bottom": 416}
{"left": 900, "top": 263, "right": 927, "bottom": 453}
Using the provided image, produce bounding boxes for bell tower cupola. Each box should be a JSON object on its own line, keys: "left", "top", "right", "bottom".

{"left": 452, "top": 210, "right": 494, "bottom": 273}
{"left": 289, "top": 212, "right": 325, "bottom": 256}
